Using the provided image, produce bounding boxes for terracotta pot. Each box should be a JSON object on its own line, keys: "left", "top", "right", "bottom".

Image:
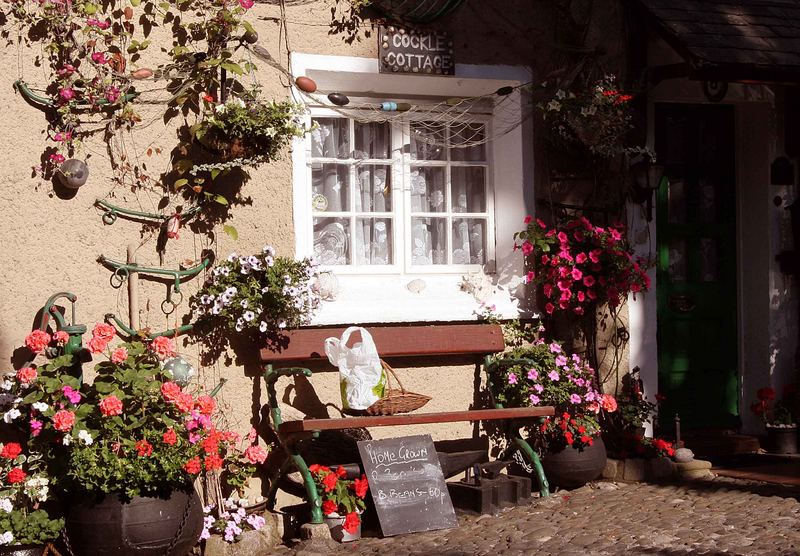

{"left": 540, "top": 436, "right": 607, "bottom": 490}
{"left": 63, "top": 488, "right": 203, "bottom": 555}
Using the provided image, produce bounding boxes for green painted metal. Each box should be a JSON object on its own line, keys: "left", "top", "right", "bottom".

{"left": 97, "top": 254, "right": 212, "bottom": 294}
{"left": 36, "top": 292, "right": 86, "bottom": 381}
{"left": 14, "top": 80, "right": 139, "bottom": 111}
{"left": 95, "top": 199, "right": 202, "bottom": 226}
{"left": 105, "top": 312, "right": 194, "bottom": 339}
{"left": 654, "top": 103, "right": 738, "bottom": 430}
{"left": 483, "top": 355, "right": 550, "bottom": 498}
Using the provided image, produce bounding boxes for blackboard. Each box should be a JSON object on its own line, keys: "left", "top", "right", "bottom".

{"left": 357, "top": 435, "right": 458, "bottom": 536}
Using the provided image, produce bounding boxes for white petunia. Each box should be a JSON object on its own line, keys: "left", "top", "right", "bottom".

{"left": 264, "top": 256, "right": 274, "bottom": 267}
{"left": 211, "top": 303, "right": 223, "bottom": 316}
{"left": 235, "top": 319, "right": 244, "bottom": 332}
{"left": 259, "top": 321, "right": 268, "bottom": 333}
{"left": 200, "top": 294, "right": 214, "bottom": 305}
{"left": 0, "top": 499, "right": 12, "bottom": 513}
{"left": 224, "top": 287, "right": 237, "bottom": 297}
{"left": 219, "top": 267, "right": 230, "bottom": 277}
{"left": 283, "top": 275, "right": 292, "bottom": 284}
{"left": 226, "top": 252, "right": 238, "bottom": 262}
{"left": 0, "top": 531, "right": 13, "bottom": 545}
{"left": 240, "top": 299, "right": 249, "bottom": 309}
{"left": 262, "top": 245, "right": 274, "bottom": 255}
{"left": 32, "top": 402, "right": 48, "bottom": 413}
{"left": 3, "top": 409, "right": 20, "bottom": 424}
{"left": 62, "top": 434, "right": 72, "bottom": 446}
{"left": 278, "top": 320, "right": 287, "bottom": 329}
{"left": 0, "top": 380, "right": 12, "bottom": 391}
{"left": 78, "top": 429, "right": 94, "bottom": 446}
{"left": 242, "top": 311, "right": 255, "bottom": 322}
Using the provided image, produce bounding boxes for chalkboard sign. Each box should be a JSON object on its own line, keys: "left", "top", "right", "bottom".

{"left": 357, "top": 435, "right": 458, "bottom": 536}
{"left": 379, "top": 26, "right": 455, "bottom": 75}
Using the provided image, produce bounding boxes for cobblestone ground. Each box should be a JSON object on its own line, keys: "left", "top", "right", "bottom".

{"left": 279, "top": 477, "right": 800, "bottom": 555}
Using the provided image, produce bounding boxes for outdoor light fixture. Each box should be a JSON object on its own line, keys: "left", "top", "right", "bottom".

{"left": 630, "top": 157, "right": 665, "bottom": 222}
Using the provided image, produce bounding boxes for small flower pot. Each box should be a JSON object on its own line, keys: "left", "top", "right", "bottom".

{"left": 766, "top": 424, "right": 798, "bottom": 454}
{"left": 323, "top": 511, "right": 362, "bottom": 543}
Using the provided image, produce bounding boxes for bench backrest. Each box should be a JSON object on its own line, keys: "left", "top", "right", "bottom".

{"left": 260, "top": 324, "right": 505, "bottom": 364}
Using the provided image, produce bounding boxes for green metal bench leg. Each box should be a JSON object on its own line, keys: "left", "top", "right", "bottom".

{"left": 266, "top": 454, "right": 293, "bottom": 511}
{"left": 288, "top": 443, "right": 324, "bottom": 524}
{"left": 513, "top": 434, "right": 550, "bottom": 498}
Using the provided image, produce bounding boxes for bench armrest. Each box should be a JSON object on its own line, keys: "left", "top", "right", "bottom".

{"left": 264, "top": 365, "right": 313, "bottom": 385}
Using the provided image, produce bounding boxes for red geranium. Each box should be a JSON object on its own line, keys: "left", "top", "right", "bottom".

{"left": 353, "top": 475, "right": 369, "bottom": 499}
{"left": 322, "top": 471, "right": 338, "bottom": 492}
{"left": 322, "top": 499, "right": 338, "bottom": 516}
{"left": 183, "top": 457, "right": 202, "bottom": 474}
{"left": 0, "top": 443, "right": 22, "bottom": 459}
{"left": 162, "top": 429, "right": 177, "bottom": 445}
{"left": 343, "top": 511, "right": 360, "bottom": 535}
{"left": 7, "top": 467, "right": 26, "bottom": 484}
{"left": 135, "top": 439, "right": 153, "bottom": 457}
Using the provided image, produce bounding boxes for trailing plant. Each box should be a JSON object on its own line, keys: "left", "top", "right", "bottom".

{"left": 201, "top": 497, "right": 267, "bottom": 543}
{"left": 7, "top": 325, "right": 262, "bottom": 499}
{"left": 309, "top": 465, "right": 368, "bottom": 534}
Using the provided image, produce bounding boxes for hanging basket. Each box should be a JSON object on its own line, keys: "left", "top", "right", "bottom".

{"left": 364, "top": 361, "right": 431, "bottom": 416}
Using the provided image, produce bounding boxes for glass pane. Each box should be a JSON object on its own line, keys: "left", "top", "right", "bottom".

{"left": 354, "top": 122, "right": 391, "bottom": 159}
{"left": 410, "top": 122, "right": 446, "bottom": 160}
{"left": 355, "top": 165, "right": 391, "bottom": 212}
{"left": 452, "top": 218, "right": 486, "bottom": 264}
{"left": 668, "top": 238, "right": 687, "bottom": 282}
{"left": 310, "top": 118, "right": 349, "bottom": 159}
{"left": 668, "top": 179, "right": 687, "bottom": 224}
{"left": 450, "top": 123, "right": 486, "bottom": 161}
{"left": 699, "top": 238, "right": 718, "bottom": 282}
{"left": 355, "top": 218, "right": 392, "bottom": 265}
{"left": 313, "top": 217, "right": 351, "bottom": 265}
{"left": 411, "top": 217, "right": 447, "bottom": 265}
{"left": 410, "top": 167, "right": 446, "bottom": 213}
{"left": 699, "top": 179, "right": 717, "bottom": 223}
{"left": 451, "top": 167, "right": 486, "bottom": 213}
{"left": 312, "top": 164, "right": 349, "bottom": 212}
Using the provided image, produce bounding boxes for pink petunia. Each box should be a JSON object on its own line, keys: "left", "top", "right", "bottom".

{"left": 570, "top": 394, "right": 582, "bottom": 404}
{"left": 521, "top": 241, "right": 534, "bottom": 256}
{"left": 555, "top": 355, "right": 567, "bottom": 367}
{"left": 523, "top": 215, "right": 532, "bottom": 224}
{"left": 547, "top": 370, "right": 560, "bottom": 381}
{"left": 507, "top": 372, "right": 518, "bottom": 385}
{"left": 529, "top": 394, "right": 540, "bottom": 405}
{"left": 549, "top": 342, "right": 561, "bottom": 353}
{"left": 527, "top": 368, "right": 538, "bottom": 380}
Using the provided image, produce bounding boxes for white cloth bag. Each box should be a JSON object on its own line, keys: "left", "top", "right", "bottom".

{"left": 324, "top": 327, "right": 385, "bottom": 410}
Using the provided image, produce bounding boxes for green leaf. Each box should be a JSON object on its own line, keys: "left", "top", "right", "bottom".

{"left": 21, "top": 391, "right": 43, "bottom": 404}
{"left": 130, "top": 0, "right": 141, "bottom": 5}
{"left": 213, "top": 195, "right": 228, "bottom": 206}
{"left": 220, "top": 61, "right": 244, "bottom": 75}
{"left": 174, "top": 159, "right": 193, "bottom": 174}
{"left": 94, "top": 381, "right": 115, "bottom": 394}
{"left": 174, "top": 178, "right": 188, "bottom": 189}
{"left": 223, "top": 225, "right": 238, "bottom": 240}
{"left": 209, "top": 168, "right": 220, "bottom": 180}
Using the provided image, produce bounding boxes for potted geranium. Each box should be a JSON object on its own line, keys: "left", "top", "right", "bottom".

{"left": 309, "top": 465, "right": 368, "bottom": 543}
{"left": 9, "top": 324, "right": 259, "bottom": 555}
{"left": 751, "top": 386, "right": 797, "bottom": 454}
{"left": 601, "top": 367, "right": 659, "bottom": 458}
{"left": 488, "top": 335, "right": 617, "bottom": 489}
{"left": 189, "top": 245, "right": 321, "bottom": 358}
{"left": 0, "top": 441, "right": 63, "bottom": 555}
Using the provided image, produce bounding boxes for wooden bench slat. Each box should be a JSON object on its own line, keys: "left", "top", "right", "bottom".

{"left": 278, "top": 406, "right": 554, "bottom": 434}
{"left": 260, "top": 324, "right": 505, "bottom": 363}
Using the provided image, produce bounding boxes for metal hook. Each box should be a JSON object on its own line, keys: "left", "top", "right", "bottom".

{"left": 110, "top": 267, "right": 129, "bottom": 288}
{"left": 102, "top": 211, "right": 118, "bottom": 225}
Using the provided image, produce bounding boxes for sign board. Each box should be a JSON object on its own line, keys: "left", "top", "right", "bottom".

{"left": 379, "top": 26, "right": 454, "bottom": 75}
{"left": 357, "top": 435, "right": 458, "bottom": 536}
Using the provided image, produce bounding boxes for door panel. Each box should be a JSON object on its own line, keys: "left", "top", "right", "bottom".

{"left": 655, "top": 103, "right": 738, "bottom": 430}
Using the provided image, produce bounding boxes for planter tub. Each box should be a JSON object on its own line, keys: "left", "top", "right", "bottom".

{"left": 766, "top": 425, "right": 797, "bottom": 454}
{"left": 540, "top": 436, "right": 608, "bottom": 490}
{"left": 0, "top": 545, "right": 47, "bottom": 556}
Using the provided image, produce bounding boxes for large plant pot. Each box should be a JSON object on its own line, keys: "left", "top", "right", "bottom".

{"left": 540, "top": 436, "right": 607, "bottom": 490}
{"left": 766, "top": 425, "right": 797, "bottom": 454}
{"left": 64, "top": 488, "right": 203, "bottom": 555}
{"left": 0, "top": 545, "right": 47, "bottom": 556}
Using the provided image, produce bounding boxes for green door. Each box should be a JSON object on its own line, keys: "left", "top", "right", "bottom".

{"left": 655, "top": 103, "right": 738, "bottom": 430}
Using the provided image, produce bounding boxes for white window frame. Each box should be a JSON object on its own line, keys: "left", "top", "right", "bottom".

{"left": 291, "top": 53, "right": 533, "bottom": 325}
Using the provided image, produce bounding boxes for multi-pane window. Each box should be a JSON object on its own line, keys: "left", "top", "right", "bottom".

{"left": 308, "top": 116, "right": 493, "bottom": 273}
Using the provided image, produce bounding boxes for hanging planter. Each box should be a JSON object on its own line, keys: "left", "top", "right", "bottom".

{"left": 368, "top": 0, "right": 466, "bottom": 23}
{"left": 56, "top": 159, "right": 89, "bottom": 189}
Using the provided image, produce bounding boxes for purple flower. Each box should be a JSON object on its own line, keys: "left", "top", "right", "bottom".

{"left": 527, "top": 368, "right": 539, "bottom": 380}
{"left": 507, "top": 372, "right": 518, "bottom": 385}
{"left": 534, "top": 384, "right": 544, "bottom": 393}
{"left": 572, "top": 354, "right": 581, "bottom": 363}
{"left": 548, "top": 370, "right": 560, "bottom": 381}
{"left": 529, "top": 394, "right": 540, "bottom": 405}
{"left": 570, "top": 394, "right": 582, "bottom": 404}
{"left": 555, "top": 355, "right": 568, "bottom": 367}
{"left": 574, "top": 378, "right": 585, "bottom": 387}
{"left": 549, "top": 342, "right": 562, "bottom": 353}
{"left": 584, "top": 391, "right": 596, "bottom": 402}
{"left": 62, "top": 385, "right": 81, "bottom": 404}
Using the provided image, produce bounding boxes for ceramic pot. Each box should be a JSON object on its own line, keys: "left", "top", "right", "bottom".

{"left": 766, "top": 425, "right": 797, "bottom": 454}
{"left": 63, "top": 488, "right": 203, "bottom": 555}
{"left": 57, "top": 159, "right": 89, "bottom": 189}
{"left": 540, "top": 436, "right": 608, "bottom": 490}
{"left": 323, "top": 511, "right": 362, "bottom": 543}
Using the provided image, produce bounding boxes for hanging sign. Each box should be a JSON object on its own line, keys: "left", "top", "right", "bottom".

{"left": 379, "top": 26, "right": 455, "bottom": 75}
{"left": 357, "top": 435, "right": 458, "bottom": 536}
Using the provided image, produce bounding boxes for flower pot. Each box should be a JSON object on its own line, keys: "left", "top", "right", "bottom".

{"left": 766, "top": 425, "right": 798, "bottom": 454}
{"left": 323, "top": 511, "right": 362, "bottom": 543}
{"left": 540, "top": 436, "right": 607, "bottom": 490}
{"left": 63, "top": 488, "right": 203, "bottom": 555}
{"left": 0, "top": 545, "right": 47, "bottom": 556}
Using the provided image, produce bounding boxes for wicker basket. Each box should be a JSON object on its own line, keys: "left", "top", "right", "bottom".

{"left": 364, "top": 361, "right": 431, "bottom": 416}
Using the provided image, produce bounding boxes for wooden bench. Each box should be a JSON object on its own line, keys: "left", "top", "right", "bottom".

{"left": 260, "top": 324, "right": 554, "bottom": 524}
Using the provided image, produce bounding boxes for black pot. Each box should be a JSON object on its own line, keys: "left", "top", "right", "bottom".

{"left": 64, "top": 488, "right": 203, "bottom": 556}
{"left": 540, "top": 436, "right": 608, "bottom": 490}
{"left": 0, "top": 545, "right": 47, "bottom": 556}
{"left": 766, "top": 425, "right": 798, "bottom": 454}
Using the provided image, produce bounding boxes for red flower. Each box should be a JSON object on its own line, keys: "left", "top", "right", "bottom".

{"left": 135, "top": 439, "right": 153, "bottom": 457}
{"left": 24, "top": 330, "right": 51, "bottom": 354}
{"left": 564, "top": 431, "right": 574, "bottom": 445}
{"left": 309, "top": 464, "right": 329, "bottom": 474}
{"left": 342, "top": 511, "right": 360, "bottom": 535}
{"left": 184, "top": 457, "right": 202, "bottom": 474}
{"left": 201, "top": 436, "right": 218, "bottom": 455}
{"left": 757, "top": 387, "right": 775, "bottom": 402}
{"left": 194, "top": 395, "right": 216, "bottom": 416}
{"left": 322, "top": 499, "right": 338, "bottom": 516}
{"left": 353, "top": 475, "right": 369, "bottom": 499}
{"left": 16, "top": 367, "right": 37, "bottom": 385}
{"left": 335, "top": 466, "right": 347, "bottom": 477}
{"left": 1, "top": 443, "right": 22, "bottom": 459}
{"left": 52, "top": 410, "right": 75, "bottom": 432}
{"left": 7, "top": 468, "right": 26, "bottom": 484}
{"left": 204, "top": 453, "right": 223, "bottom": 471}
{"left": 322, "top": 471, "right": 338, "bottom": 492}
{"left": 161, "top": 382, "right": 182, "bottom": 402}
{"left": 149, "top": 336, "right": 175, "bottom": 358}
{"left": 175, "top": 393, "right": 194, "bottom": 413}
{"left": 99, "top": 395, "right": 123, "bottom": 416}
{"left": 162, "top": 429, "right": 177, "bottom": 446}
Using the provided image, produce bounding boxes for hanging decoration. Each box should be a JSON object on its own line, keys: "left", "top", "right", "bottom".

{"left": 56, "top": 159, "right": 90, "bottom": 189}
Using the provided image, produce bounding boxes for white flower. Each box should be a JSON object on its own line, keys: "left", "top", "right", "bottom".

{"left": 226, "top": 252, "right": 238, "bottom": 262}
{"left": 243, "top": 311, "right": 255, "bottom": 322}
{"left": 555, "top": 89, "right": 566, "bottom": 99}
{"left": 224, "top": 287, "right": 237, "bottom": 297}
{"left": 200, "top": 294, "right": 214, "bottom": 305}
{"left": 215, "top": 104, "right": 227, "bottom": 115}
{"left": 0, "top": 531, "right": 13, "bottom": 545}
{"left": 283, "top": 275, "right": 292, "bottom": 284}
{"left": 259, "top": 321, "right": 268, "bottom": 333}
{"left": 219, "top": 267, "right": 230, "bottom": 277}
{"left": 78, "top": 429, "right": 94, "bottom": 446}
{"left": 278, "top": 320, "right": 287, "bottom": 329}
{"left": 62, "top": 434, "right": 72, "bottom": 446}
{"left": 232, "top": 98, "right": 246, "bottom": 108}
{"left": 0, "top": 380, "right": 12, "bottom": 391}
{"left": 264, "top": 256, "right": 274, "bottom": 267}
{"left": 261, "top": 287, "right": 269, "bottom": 294}
{"left": 235, "top": 319, "right": 245, "bottom": 332}
{"left": 546, "top": 100, "right": 562, "bottom": 112}
{"left": 248, "top": 255, "right": 261, "bottom": 267}
{"left": 211, "top": 303, "right": 223, "bottom": 316}
{"left": 240, "top": 263, "right": 251, "bottom": 275}
{"left": 240, "top": 299, "right": 249, "bottom": 309}
{"left": 262, "top": 245, "right": 275, "bottom": 256}
{"left": 0, "top": 499, "right": 12, "bottom": 513}
{"left": 32, "top": 402, "right": 48, "bottom": 413}
{"left": 3, "top": 409, "right": 20, "bottom": 424}
{"left": 24, "top": 477, "right": 49, "bottom": 502}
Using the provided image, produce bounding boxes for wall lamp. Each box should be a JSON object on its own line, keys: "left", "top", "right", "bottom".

{"left": 630, "top": 158, "right": 665, "bottom": 222}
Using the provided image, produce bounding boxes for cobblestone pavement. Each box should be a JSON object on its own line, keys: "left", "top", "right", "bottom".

{"left": 279, "top": 477, "right": 800, "bottom": 555}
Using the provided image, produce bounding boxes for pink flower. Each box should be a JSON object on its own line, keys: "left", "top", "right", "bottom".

{"left": 88, "top": 336, "right": 110, "bottom": 354}
{"left": 543, "top": 283, "right": 553, "bottom": 297}
{"left": 555, "top": 355, "right": 567, "bottom": 367}
{"left": 529, "top": 394, "right": 540, "bottom": 405}
{"left": 527, "top": 368, "right": 538, "bottom": 380}
{"left": 99, "top": 395, "right": 123, "bottom": 416}
{"left": 600, "top": 394, "right": 617, "bottom": 413}
{"left": 91, "top": 52, "right": 108, "bottom": 64}
{"left": 557, "top": 231, "right": 568, "bottom": 244}
{"left": 104, "top": 85, "right": 120, "bottom": 103}
{"left": 239, "top": 0, "right": 254, "bottom": 8}
{"left": 52, "top": 131, "right": 72, "bottom": 143}
{"left": 30, "top": 419, "right": 42, "bottom": 437}
{"left": 111, "top": 347, "right": 128, "bottom": 363}
{"left": 575, "top": 253, "right": 587, "bottom": 264}
{"left": 536, "top": 218, "right": 547, "bottom": 229}
{"left": 534, "top": 384, "right": 544, "bottom": 393}
{"left": 610, "top": 228, "right": 622, "bottom": 241}
{"left": 161, "top": 382, "right": 182, "bottom": 402}
{"left": 524, "top": 271, "right": 535, "bottom": 284}
{"left": 577, "top": 291, "right": 586, "bottom": 302}
{"left": 547, "top": 370, "right": 560, "bottom": 381}
{"left": 589, "top": 250, "right": 601, "bottom": 263}
{"left": 545, "top": 303, "right": 555, "bottom": 314}
{"left": 25, "top": 330, "right": 51, "bottom": 354}
{"left": 62, "top": 385, "right": 81, "bottom": 404}
{"left": 58, "top": 88, "right": 75, "bottom": 101}
{"left": 92, "top": 323, "right": 116, "bottom": 341}
{"left": 53, "top": 330, "right": 69, "bottom": 345}
{"left": 587, "top": 289, "right": 597, "bottom": 300}
{"left": 549, "top": 342, "right": 561, "bottom": 353}
{"left": 571, "top": 268, "right": 583, "bottom": 281}
{"left": 507, "top": 372, "right": 518, "bottom": 385}
{"left": 245, "top": 444, "right": 268, "bottom": 464}
{"left": 16, "top": 367, "right": 37, "bottom": 385}
{"left": 149, "top": 336, "right": 175, "bottom": 358}
{"left": 53, "top": 410, "right": 75, "bottom": 432}
{"left": 523, "top": 215, "right": 532, "bottom": 224}
{"left": 583, "top": 275, "right": 596, "bottom": 287}
{"left": 521, "top": 241, "right": 533, "bottom": 256}
{"left": 570, "top": 394, "right": 582, "bottom": 404}
{"left": 56, "top": 64, "right": 75, "bottom": 76}
{"left": 86, "top": 18, "right": 110, "bottom": 29}
{"left": 49, "top": 153, "right": 66, "bottom": 164}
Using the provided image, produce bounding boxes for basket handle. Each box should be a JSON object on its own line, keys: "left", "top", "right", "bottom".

{"left": 380, "top": 360, "right": 406, "bottom": 394}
